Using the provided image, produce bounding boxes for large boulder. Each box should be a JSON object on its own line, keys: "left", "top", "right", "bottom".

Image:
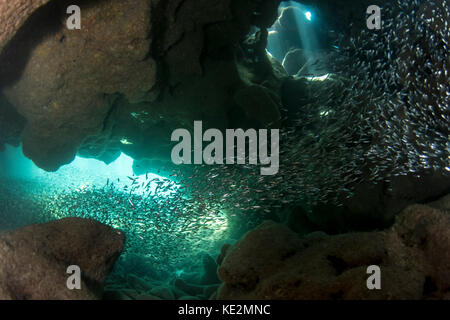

{"left": 0, "top": 0, "right": 283, "bottom": 172}
{"left": 217, "top": 194, "right": 450, "bottom": 300}
{"left": 0, "top": 217, "right": 125, "bottom": 300}
{"left": 0, "top": 0, "right": 52, "bottom": 54}
{"left": 1, "top": 0, "right": 158, "bottom": 171}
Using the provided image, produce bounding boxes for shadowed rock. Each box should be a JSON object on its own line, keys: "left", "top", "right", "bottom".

{"left": 0, "top": 0, "right": 283, "bottom": 172}
{"left": 217, "top": 194, "right": 450, "bottom": 300}
{"left": 0, "top": 0, "right": 52, "bottom": 54}
{"left": 0, "top": 217, "right": 125, "bottom": 300}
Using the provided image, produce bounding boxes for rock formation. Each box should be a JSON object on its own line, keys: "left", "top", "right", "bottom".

{"left": 0, "top": 0, "right": 283, "bottom": 171}
{"left": 0, "top": 217, "right": 125, "bottom": 299}
{"left": 0, "top": 0, "right": 52, "bottom": 54}
{"left": 217, "top": 194, "right": 450, "bottom": 300}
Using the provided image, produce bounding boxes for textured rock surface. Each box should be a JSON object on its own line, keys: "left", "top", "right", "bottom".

{"left": 0, "top": 0, "right": 283, "bottom": 171}
{"left": 0, "top": 217, "right": 125, "bottom": 300}
{"left": 0, "top": 94, "right": 25, "bottom": 150}
{"left": 0, "top": 0, "right": 52, "bottom": 54}
{"left": 217, "top": 195, "right": 450, "bottom": 300}
{"left": 1, "top": 0, "right": 157, "bottom": 171}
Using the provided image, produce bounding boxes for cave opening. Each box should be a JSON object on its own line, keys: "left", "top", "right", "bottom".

{"left": 0, "top": 144, "right": 232, "bottom": 282}
{"left": 0, "top": 144, "right": 172, "bottom": 194}
{"left": 267, "top": 1, "right": 333, "bottom": 77}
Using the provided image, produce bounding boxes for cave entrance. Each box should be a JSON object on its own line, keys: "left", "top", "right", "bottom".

{"left": 267, "top": 1, "right": 332, "bottom": 77}
{"left": 0, "top": 145, "right": 231, "bottom": 279}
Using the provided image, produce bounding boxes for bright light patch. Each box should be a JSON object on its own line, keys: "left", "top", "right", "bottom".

{"left": 320, "top": 110, "right": 331, "bottom": 117}
{"left": 305, "top": 11, "right": 312, "bottom": 21}
{"left": 120, "top": 138, "right": 133, "bottom": 145}
{"left": 306, "top": 74, "right": 330, "bottom": 82}
{"left": 63, "top": 153, "right": 178, "bottom": 196}
{"left": 0, "top": 145, "right": 177, "bottom": 196}
{"left": 58, "top": 152, "right": 136, "bottom": 180}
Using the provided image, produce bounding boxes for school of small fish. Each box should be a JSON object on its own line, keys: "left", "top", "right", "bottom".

{"left": 0, "top": 173, "right": 239, "bottom": 275}
{"left": 0, "top": 0, "right": 448, "bottom": 275}
{"left": 184, "top": 1, "right": 449, "bottom": 210}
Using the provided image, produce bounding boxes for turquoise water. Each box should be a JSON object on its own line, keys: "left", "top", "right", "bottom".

{"left": 0, "top": 145, "right": 245, "bottom": 279}
{"left": 0, "top": 0, "right": 448, "bottom": 296}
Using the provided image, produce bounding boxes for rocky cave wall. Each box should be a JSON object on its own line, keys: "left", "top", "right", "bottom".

{"left": 0, "top": 0, "right": 376, "bottom": 171}
{"left": 0, "top": 0, "right": 53, "bottom": 54}
{"left": 0, "top": 0, "right": 286, "bottom": 171}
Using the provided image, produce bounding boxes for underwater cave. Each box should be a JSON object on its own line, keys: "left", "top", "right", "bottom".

{"left": 0, "top": 0, "right": 449, "bottom": 303}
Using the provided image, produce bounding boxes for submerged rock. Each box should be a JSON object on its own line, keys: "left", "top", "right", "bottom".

{"left": 217, "top": 194, "right": 450, "bottom": 300}
{"left": 0, "top": 0, "right": 52, "bottom": 54}
{"left": 201, "top": 253, "right": 220, "bottom": 285}
{"left": 0, "top": 217, "right": 125, "bottom": 300}
{"left": 1, "top": 0, "right": 157, "bottom": 171}
{"left": 150, "top": 286, "right": 176, "bottom": 300}
{"left": 174, "top": 278, "right": 205, "bottom": 297}
{"left": 0, "top": 0, "right": 283, "bottom": 172}
{"left": 282, "top": 48, "right": 309, "bottom": 76}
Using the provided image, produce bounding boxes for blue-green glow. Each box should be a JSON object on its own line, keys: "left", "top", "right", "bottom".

{"left": 305, "top": 11, "right": 312, "bottom": 21}
{"left": 0, "top": 145, "right": 175, "bottom": 195}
